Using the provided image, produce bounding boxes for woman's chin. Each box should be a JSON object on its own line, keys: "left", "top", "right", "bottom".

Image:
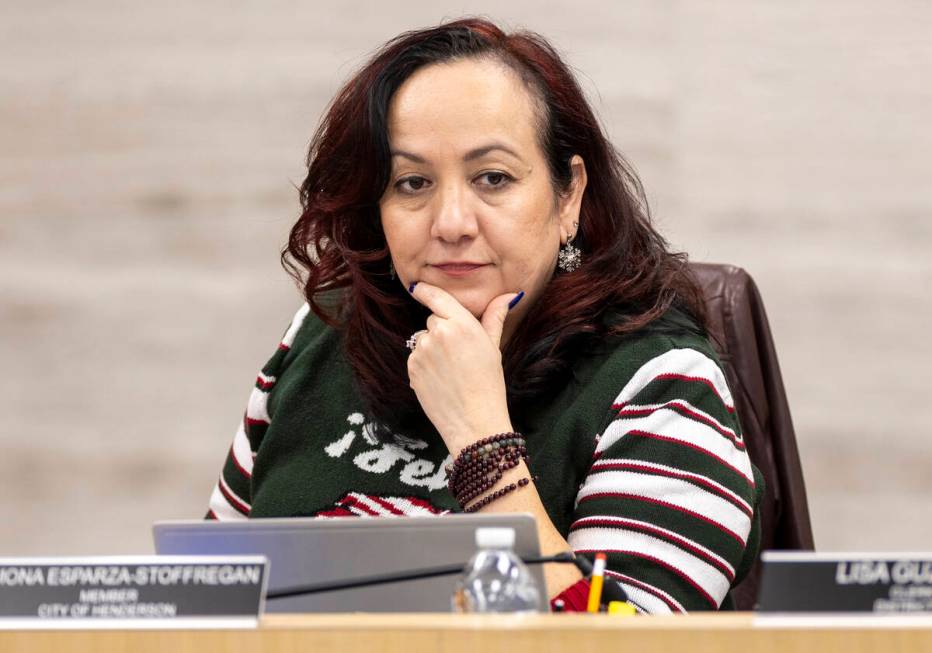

{"left": 444, "top": 287, "right": 494, "bottom": 318}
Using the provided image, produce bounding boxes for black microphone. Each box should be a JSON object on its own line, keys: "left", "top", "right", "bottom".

{"left": 267, "top": 550, "right": 628, "bottom": 605}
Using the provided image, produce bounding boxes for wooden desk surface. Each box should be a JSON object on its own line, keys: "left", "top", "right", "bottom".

{"left": 3, "top": 612, "right": 932, "bottom": 653}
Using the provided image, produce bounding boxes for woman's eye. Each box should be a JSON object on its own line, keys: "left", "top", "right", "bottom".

{"left": 396, "top": 176, "right": 430, "bottom": 194}
{"left": 476, "top": 171, "right": 512, "bottom": 189}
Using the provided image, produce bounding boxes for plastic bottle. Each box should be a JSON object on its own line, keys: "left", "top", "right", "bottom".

{"left": 452, "top": 527, "right": 542, "bottom": 613}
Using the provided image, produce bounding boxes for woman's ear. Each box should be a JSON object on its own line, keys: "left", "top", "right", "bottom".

{"left": 558, "top": 155, "right": 588, "bottom": 243}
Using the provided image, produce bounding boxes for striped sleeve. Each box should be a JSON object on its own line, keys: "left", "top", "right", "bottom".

{"left": 567, "top": 347, "right": 757, "bottom": 613}
{"left": 205, "top": 304, "right": 311, "bottom": 521}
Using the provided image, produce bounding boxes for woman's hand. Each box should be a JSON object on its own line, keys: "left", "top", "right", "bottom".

{"left": 406, "top": 282, "right": 522, "bottom": 456}
{"left": 407, "top": 282, "right": 582, "bottom": 598}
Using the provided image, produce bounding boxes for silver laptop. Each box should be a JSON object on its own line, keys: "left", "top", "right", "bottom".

{"left": 153, "top": 514, "right": 545, "bottom": 613}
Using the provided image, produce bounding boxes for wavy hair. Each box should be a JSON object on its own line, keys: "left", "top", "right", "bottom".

{"left": 283, "top": 18, "right": 707, "bottom": 426}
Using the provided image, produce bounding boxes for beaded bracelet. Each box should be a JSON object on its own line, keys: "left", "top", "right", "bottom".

{"left": 447, "top": 443, "right": 523, "bottom": 498}
{"left": 464, "top": 477, "right": 532, "bottom": 513}
{"left": 456, "top": 456, "right": 522, "bottom": 506}
{"left": 446, "top": 432, "right": 526, "bottom": 498}
{"left": 446, "top": 431, "right": 536, "bottom": 512}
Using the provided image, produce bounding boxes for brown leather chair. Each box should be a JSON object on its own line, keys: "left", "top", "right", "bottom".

{"left": 689, "top": 262, "right": 815, "bottom": 610}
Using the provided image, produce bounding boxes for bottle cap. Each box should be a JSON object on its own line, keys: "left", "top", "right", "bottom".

{"left": 475, "top": 527, "right": 516, "bottom": 549}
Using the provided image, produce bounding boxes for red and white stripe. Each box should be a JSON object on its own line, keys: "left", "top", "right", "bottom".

{"left": 611, "top": 349, "right": 734, "bottom": 411}
{"left": 245, "top": 386, "right": 270, "bottom": 425}
{"left": 317, "top": 493, "right": 447, "bottom": 519}
{"left": 575, "top": 469, "right": 752, "bottom": 545}
{"left": 338, "top": 494, "right": 382, "bottom": 517}
{"left": 256, "top": 372, "right": 276, "bottom": 391}
{"left": 231, "top": 419, "right": 255, "bottom": 478}
{"left": 589, "top": 458, "right": 753, "bottom": 518}
{"left": 571, "top": 523, "right": 729, "bottom": 608}
{"left": 342, "top": 493, "right": 403, "bottom": 517}
{"left": 208, "top": 482, "right": 249, "bottom": 521}
{"left": 218, "top": 474, "right": 251, "bottom": 514}
{"left": 316, "top": 507, "right": 356, "bottom": 518}
{"left": 617, "top": 399, "right": 744, "bottom": 448}
{"left": 280, "top": 303, "right": 311, "bottom": 349}
{"left": 597, "top": 409, "right": 754, "bottom": 486}
{"left": 570, "top": 515, "right": 736, "bottom": 580}
{"left": 384, "top": 495, "right": 448, "bottom": 516}
{"left": 604, "top": 570, "right": 686, "bottom": 614}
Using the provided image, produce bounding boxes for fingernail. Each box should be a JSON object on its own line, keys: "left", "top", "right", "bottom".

{"left": 408, "top": 282, "right": 418, "bottom": 294}
{"left": 508, "top": 291, "right": 525, "bottom": 310}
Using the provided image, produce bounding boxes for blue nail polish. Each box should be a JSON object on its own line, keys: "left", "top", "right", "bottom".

{"left": 508, "top": 291, "right": 525, "bottom": 310}
{"left": 408, "top": 282, "right": 418, "bottom": 293}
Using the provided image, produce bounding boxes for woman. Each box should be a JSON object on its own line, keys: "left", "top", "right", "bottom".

{"left": 207, "top": 18, "right": 762, "bottom": 614}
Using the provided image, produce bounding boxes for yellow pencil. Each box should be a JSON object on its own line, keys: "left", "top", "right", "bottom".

{"left": 586, "top": 552, "right": 607, "bottom": 613}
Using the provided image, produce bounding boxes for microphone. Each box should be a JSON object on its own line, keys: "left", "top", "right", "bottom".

{"left": 267, "top": 550, "right": 628, "bottom": 605}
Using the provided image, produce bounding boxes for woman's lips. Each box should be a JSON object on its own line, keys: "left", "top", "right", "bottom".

{"left": 431, "top": 262, "right": 488, "bottom": 277}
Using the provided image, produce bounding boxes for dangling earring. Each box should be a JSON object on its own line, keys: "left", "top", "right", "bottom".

{"left": 557, "top": 222, "right": 582, "bottom": 272}
{"left": 388, "top": 260, "right": 396, "bottom": 280}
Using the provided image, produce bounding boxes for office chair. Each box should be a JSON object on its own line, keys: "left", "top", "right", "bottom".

{"left": 689, "top": 262, "right": 815, "bottom": 610}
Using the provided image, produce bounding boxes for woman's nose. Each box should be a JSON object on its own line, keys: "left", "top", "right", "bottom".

{"left": 430, "top": 182, "right": 479, "bottom": 243}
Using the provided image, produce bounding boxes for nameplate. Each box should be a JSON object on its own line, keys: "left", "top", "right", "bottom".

{"left": 758, "top": 551, "right": 932, "bottom": 613}
{"left": 0, "top": 556, "right": 268, "bottom": 629}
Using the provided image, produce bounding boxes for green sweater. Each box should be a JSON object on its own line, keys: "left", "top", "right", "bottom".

{"left": 207, "top": 303, "right": 762, "bottom": 614}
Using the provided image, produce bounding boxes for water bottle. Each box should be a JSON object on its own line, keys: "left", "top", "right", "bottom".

{"left": 452, "top": 527, "right": 542, "bottom": 613}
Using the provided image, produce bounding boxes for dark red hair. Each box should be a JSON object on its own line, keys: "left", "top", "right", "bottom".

{"left": 283, "top": 18, "right": 706, "bottom": 426}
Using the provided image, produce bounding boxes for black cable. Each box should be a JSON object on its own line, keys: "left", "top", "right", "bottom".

{"left": 559, "top": 552, "right": 628, "bottom": 604}
{"left": 267, "top": 550, "right": 628, "bottom": 604}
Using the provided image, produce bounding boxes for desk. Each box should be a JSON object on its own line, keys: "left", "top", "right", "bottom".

{"left": 2, "top": 613, "right": 931, "bottom": 653}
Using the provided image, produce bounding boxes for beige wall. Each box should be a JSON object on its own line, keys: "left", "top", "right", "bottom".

{"left": 2, "top": 1, "right": 930, "bottom": 555}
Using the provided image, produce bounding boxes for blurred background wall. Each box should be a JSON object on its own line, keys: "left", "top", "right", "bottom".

{"left": 2, "top": 0, "right": 930, "bottom": 554}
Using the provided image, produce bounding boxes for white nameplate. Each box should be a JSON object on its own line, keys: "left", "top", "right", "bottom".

{"left": 0, "top": 555, "right": 268, "bottom": 629}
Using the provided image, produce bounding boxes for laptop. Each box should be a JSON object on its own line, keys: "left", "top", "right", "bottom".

{"left": 153, "top": 513, "right": 545, "bottom": 613}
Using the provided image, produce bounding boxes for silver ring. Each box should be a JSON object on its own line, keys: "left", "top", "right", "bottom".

{"left": 406, "top": 329, "right": 428, "bottom": 351}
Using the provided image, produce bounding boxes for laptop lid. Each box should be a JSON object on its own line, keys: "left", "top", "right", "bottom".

{"left": 153, "top": 514, "right": 545, "bottom": 613}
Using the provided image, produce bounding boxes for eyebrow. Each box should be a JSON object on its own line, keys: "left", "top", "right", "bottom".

{"left": 390, "top": 143, "right": 525, "bottom": 164}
